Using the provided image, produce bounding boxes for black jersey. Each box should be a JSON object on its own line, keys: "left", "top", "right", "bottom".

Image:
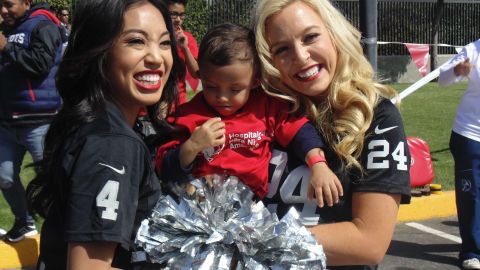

{"left": 264, "top": 99, "right": 411, "bottom": 270}
{"left": 37, "top": 102, "right": 161, "bottom": 270}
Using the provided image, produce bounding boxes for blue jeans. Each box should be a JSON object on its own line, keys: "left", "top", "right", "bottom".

{"left": 0, "top": 123, "right": 49, "bottom": 223}
{"left": 450, "top": 131, "right": 480, "bottom": 261}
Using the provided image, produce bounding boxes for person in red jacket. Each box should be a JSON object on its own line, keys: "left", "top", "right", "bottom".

{"left": 157, "top": 23, "right": 342, "bottom": 206}
{"left": 168, "top": 0, "right": 199, "bottom": 104}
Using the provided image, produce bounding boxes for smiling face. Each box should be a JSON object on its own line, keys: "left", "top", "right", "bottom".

{"left": 266, "top": 1, "right": 337, "bottom": 102}
{"left": 107, "top": 2, "right": 173, "bottom": 122}
{"left": 200, "top": 61, "right": 255, "bottom": 117}
{"left": 0, "top": 0, "right": 30, "bottom": 27}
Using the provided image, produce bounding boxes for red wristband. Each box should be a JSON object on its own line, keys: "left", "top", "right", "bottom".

{"left": 306, "top": 155, "right": 327, "bottom": 168}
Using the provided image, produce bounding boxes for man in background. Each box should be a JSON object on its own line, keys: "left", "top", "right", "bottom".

{"left": 57, "top": 7, "right": 69, "bottom": 43}
{"left": 0, "top": 0, "right": 62, "bottom": 242}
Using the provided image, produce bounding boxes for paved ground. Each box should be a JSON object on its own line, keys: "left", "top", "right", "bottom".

{"left": 1, "top": 191, "right": 461, "bottom": 269}
{"left": 4, "top": 217, "right": 464, "bottom": 270}
{"left": 380, "top": 216, "right": 461, "bottom": 270}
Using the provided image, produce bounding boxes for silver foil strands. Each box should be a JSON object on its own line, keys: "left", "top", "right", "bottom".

{"left": 136, "top": 175, "right": 326, "bottom": 269}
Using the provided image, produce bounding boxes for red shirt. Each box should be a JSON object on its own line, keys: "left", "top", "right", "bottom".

{"left": 156, "top": 89, "right": 308, "bottom": 198}
{"left": 176, "top": 31, "right": 199, "bottom": 104}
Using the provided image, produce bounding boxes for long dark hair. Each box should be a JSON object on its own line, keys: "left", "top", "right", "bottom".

{"left": 26, "top": 0, "right": 182, "bottom": 218}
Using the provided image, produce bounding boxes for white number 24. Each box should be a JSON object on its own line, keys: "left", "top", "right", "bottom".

{"left": 96, "top": 180, "right": 120, "bottom": 221}
{"left": 367, "top": 140, "right": 408, "bottom": 170}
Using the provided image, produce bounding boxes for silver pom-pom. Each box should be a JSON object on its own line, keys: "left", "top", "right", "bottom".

{"left": 136, "top": 175, "right": 326, "bottom": 269}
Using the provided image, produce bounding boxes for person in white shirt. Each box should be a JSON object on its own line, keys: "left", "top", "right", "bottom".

{"left": 439, "top": 39, "right": 480, "bottom": 270}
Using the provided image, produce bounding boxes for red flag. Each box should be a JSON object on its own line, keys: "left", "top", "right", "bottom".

{"left": 405, "top": 43, "right": 430, "bottom": 77}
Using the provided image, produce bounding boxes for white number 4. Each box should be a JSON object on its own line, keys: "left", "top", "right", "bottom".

{"left": 367, "top": 140, "right": 408, "bottom": 170}
{"left": 96, "top": 180, "right": 120, "bottom": 221}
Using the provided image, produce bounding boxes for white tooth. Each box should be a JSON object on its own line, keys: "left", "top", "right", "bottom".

{"left": 298, "top": 66, "right": 319, "bottom": 79}
{"left": 136, "top": 74, "right": 160, "bottom": 82}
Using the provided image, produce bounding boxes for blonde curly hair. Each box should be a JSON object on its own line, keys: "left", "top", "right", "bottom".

{"left": 253, "top": 0, "right": 398, "bottom": 172}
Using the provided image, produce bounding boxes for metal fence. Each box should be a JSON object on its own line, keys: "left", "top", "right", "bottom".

{"left": 334, "top": 0, "right": 480, "bottom": 55}
{"left": 206, "top": 0, "right": 256, "bottom": 27}
{"left": 205, "top": 0, "right": 480, "bottom": 56}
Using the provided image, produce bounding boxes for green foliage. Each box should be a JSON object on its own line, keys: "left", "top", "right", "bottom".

{"left": 34, "top": 0, "right": 72, "bottom": 11}
{"left": 183, "top": 0, "right": 209, "bottom": 43}
{"left": 183, "top": 0, "right": 257, "bottom": 42}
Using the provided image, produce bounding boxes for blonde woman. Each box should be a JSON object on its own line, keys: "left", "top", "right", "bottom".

{"left": 253, "top": 0, "right": 411, "bottom": 269}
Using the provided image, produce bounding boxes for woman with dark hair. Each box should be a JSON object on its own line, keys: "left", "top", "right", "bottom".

{"left": 26, "top": 0, "right": 180, "bottom": 269}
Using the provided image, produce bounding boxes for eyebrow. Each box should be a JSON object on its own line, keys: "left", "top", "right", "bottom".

{"left": 121, "top": 29, "right": 170, "bottom": 38}
{"left": 270, "top": 25, "right": 321, "bottom": 48}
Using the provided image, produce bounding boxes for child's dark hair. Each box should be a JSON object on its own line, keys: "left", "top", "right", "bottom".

{"left": 198, "top": 23, "right": 259, "bottom": 74}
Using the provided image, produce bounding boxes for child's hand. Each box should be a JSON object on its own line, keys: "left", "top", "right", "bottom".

{"left": 203, "top": 174, "right": 214, "bottom": 188}
{"left": 185, "top": 182, "right": 197, "bottom": 195}
{"left": 179, "top": 118, "right": 225, "bottom": 169}
{"left": 307, "top": 162, "right": 343, "bottom": 208}
{"left": 189, "top": 117, "right": 225, "bottom": 153}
